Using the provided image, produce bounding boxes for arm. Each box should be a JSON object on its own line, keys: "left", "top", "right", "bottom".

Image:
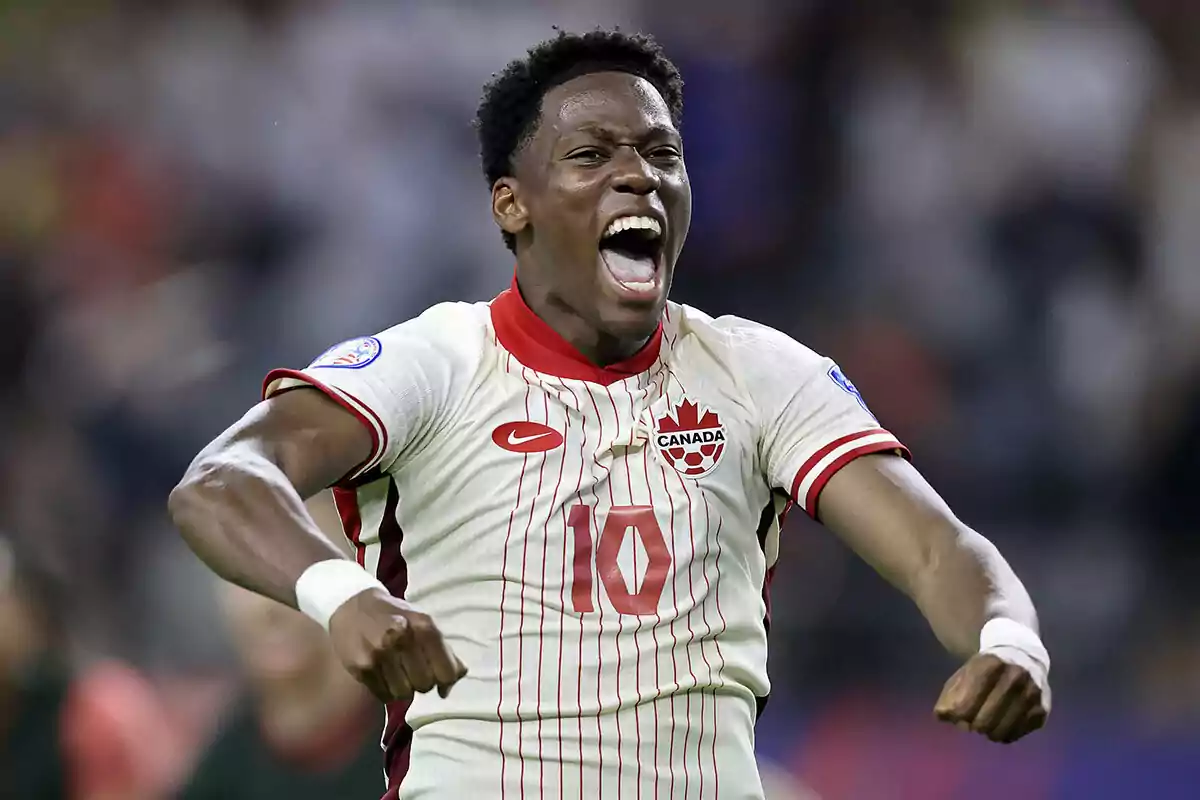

{"left": 168, "top": 389, "right": 367, "bottom": 607}
{"left": 818, "top": 454, "right": 1050, "bottom": 742}
{"left": 719, "top": 315, "right": 1048, "bottom": 741}
{"left": 168, "top": 388, "right": 466, "bottom": 701}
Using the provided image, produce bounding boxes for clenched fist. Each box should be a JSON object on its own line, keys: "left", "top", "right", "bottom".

{"left": 934, "top": 653, "right": 1049, "bottom": 744}
{"left": 329, "top": 587, "right": 468, "bottom": 703}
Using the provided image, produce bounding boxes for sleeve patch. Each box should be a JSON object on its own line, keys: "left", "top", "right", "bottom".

{"left": 309, "top": 336, "right": 382, "bottom": 370}
{"left": 828, "top": 364, "right": 875, "bottom": 417}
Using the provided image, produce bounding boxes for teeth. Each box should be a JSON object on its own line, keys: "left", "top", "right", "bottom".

{"left": 603, "top": 215, "right": 662, "bottom": 239}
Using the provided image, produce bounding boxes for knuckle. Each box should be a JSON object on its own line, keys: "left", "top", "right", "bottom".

{"left": 348, "top": 654, "right": 379, "bottom": 676}
{"left": 409, "top": 614, "right": 440, "bottom": 640}
{"left": 384, "top": 620, "right": 413, "bottom": 646}
{"left": 974, "top": 653, "right": 1003, "bottom": 673}
{"left": 1013, "top": 666, "right": 1037, "bottom": 686}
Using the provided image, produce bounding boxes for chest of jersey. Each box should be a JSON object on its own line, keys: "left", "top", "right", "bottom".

{"left": 389, "top": 350, "right": 773, "bottom": 623}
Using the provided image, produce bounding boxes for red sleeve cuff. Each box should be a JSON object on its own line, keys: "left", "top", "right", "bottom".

{"left": 789, "top": 428, "right": 910, "bottom": 519}
{"left": 263, "top": 368, "right": 389, "bottom": 485}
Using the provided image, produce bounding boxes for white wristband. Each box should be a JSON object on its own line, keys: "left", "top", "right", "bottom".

{"left": 295, "top": 559, "right": 386, "bottom": 631}
{"left": 979, "top": 617, "right": 1051, "bottom": 701}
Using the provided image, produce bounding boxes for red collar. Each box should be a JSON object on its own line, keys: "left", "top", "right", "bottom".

{"left": 490, "top": 278, "right": 663, "bottom": 385}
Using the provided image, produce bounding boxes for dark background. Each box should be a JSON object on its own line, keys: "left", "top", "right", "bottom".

{"left": 1, "top": 1, "right": 1196, "bottom": 797}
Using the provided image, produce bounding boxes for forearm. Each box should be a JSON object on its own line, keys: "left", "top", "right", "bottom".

{"left": 818, "top": 456, "right": 1041, "bottom": 661}
{"left": 909, "top": 523, "right": 1039, "bottom": 660}
{"left": 168, "top": 441, "right": 349, "bottom": 608}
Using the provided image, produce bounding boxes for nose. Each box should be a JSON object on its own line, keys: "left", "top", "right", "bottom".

{"left": 612, "top": 147, "right": 660, "bottom": 195}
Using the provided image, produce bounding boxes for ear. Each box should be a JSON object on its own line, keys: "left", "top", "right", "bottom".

{"left": 492, "top": 178, "right": 529, "bottom": 238}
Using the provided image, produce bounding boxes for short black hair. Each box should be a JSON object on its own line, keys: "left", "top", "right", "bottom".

{"left": 475, "top": 29, "right": 685, "bottom": 252}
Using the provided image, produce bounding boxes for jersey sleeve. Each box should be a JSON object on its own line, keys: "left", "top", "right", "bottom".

{"left": 721, "top": 317, "right": 910, "bottom": 520}
{"left": 263, "top": 303, "right": 482, "bottom": 486}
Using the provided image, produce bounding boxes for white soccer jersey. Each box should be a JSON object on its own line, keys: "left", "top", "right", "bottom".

{"left": 264, "top": 281, "right": 908, "bottom": 799}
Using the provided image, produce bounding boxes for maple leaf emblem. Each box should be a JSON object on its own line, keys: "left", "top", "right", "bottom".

{"left": 653, "top": 398, "right": 728, "bottom": 478}
{"left": 657, "top": 399, "right": 722, "bottom": 433}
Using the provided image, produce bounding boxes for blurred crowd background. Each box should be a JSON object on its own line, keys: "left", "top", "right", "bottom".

{"left": 1, "top": 0, "right": 1198, "bottom": 797}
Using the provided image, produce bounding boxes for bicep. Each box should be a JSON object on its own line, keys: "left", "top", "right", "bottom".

{"left": 816, "top": 453, "right": 964, "bottom": 596}
{"left": 204, "top": 388, "right": 375, "bottom": 499}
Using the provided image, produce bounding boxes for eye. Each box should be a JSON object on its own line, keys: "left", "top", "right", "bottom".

{"left": 567, "top": 148, "right": 606, "bottom": 164}
{"left": 648, "top": 147, "right": 682, "bottom": 164}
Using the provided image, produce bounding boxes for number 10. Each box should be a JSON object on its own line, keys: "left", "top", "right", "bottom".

{"left": 567, "top": 504, "right": 672, "bottom": 615}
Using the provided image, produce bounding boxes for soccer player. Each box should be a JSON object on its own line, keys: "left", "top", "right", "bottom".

{"left": 169, "top": 30, "right": 1051, "bottom": 799}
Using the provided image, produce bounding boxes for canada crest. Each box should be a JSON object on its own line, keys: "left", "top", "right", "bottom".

{"left": 653, "top": 399, "right": 727, "bottom": 478}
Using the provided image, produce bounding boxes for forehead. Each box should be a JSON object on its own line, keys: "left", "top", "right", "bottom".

{"left": 538, "top": 71, "right": 676, "bottom": 141}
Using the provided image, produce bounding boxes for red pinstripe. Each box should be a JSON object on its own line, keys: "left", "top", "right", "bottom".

{"left": 657, "top": 452, "right": 697, "bottom": 797}
{"left": 584, "top": 387, "right": 608, "bottom": 798}
{"left": 560, "top": 381, "right": 589, "bottom": 799}
{"left": 672, "top": 462, "right": 711, "bottom": 798}
{"left": 701, "top": 494, "right": 730, "bottom": 793}
{"left": 640, "top": 440, "right": 664, "bottom": 800}
{"left": 599, "top": 384, "right": 625, "bottom": 792}
{"left": 496, "top": 356, "right": 531, "bottom": 800}
{"left": 662, "top": 367, "right": 711, "bottom": 797}
{"left": 618, "top": 380, "right": 649, "bottom": 795}
{"left": 621, "top": 376, "right": 652, "bottom": 798}
{"left": 651, "top": 369, "right": 683, "bottom": 800}
{"left": 656, "top": 370, "right": 701, "bottom": 796}
{"left": 535, "top": 383, "right": 567, "bottom": 796}
{"left": 633, "top": 372, "right": 659, "bottom": 797}
{"left": 514, "top": 368, "right": 550, "bottom": 795}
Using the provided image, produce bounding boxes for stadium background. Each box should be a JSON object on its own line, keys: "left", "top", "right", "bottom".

{"left": 1, "top": 0, "right": 1198, "bottom": 797}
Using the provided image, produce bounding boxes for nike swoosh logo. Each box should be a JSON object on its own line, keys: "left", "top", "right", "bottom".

{"left": 507, "top": 431, "right": 555, "bottom": 446}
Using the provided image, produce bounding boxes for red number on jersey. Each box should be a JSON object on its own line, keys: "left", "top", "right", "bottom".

{"left": 568, "top": 504, "right": 671, "bottom": 615}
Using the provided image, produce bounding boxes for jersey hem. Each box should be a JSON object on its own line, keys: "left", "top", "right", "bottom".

{"left": 789, "top": 429, "right": 910, "bottom": 519}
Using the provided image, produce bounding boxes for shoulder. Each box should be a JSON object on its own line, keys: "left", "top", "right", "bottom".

{"left": 311, "top": 301, "right": 491, "bottom": 374}
{"left": 666, "top": 302, "right": 825, "bottom": 370}
{"left": 377, "top": 301, "right": 491, "bottom": 357}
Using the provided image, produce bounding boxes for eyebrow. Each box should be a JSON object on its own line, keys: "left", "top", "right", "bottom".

{"left": 569, "top": 123, "right": 680, "bottom": 143}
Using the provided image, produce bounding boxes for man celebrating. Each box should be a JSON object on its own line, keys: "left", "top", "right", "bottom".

{"left": 170, "top": 30, "right": 1050, "bottom": 799}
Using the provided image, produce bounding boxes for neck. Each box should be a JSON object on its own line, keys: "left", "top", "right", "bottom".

{"left": 515, "top": 280, "right": 650, "bottom": 368}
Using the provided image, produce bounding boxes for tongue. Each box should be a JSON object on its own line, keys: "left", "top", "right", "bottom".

{"left": 601, "top": 249, "right": 656, "bottom": 285}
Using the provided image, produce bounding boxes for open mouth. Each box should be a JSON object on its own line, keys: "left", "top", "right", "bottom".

{"left": 599, "top": 215, "right": 664, "bottom": 295}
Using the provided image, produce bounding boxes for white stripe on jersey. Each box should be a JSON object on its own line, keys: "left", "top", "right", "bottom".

{"left": 793, "top": 429, "right": 905, "bottom": 515}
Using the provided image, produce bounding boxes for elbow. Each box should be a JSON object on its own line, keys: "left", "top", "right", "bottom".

{"left": 167, "top": 475, "right": 200, "bottom": 532}
{"left": 168, "top": 452, "right": 233, "bottom": 534}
